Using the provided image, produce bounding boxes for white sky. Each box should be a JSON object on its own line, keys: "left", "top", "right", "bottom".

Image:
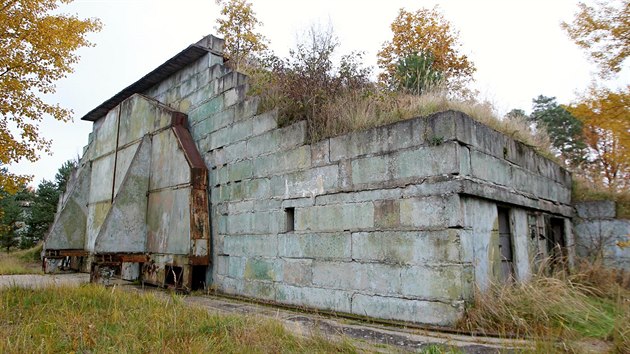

{"left": 9, "top": 0, "right": 628, "bottom": 186}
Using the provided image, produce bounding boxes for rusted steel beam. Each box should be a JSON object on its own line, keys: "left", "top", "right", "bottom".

{"left": 170, "top": 111, "right": 211, "bottom": 253}
{"left": 45, "top": 249, "right": 89, "bottom": 257}
{"left": 91, "top": 253, "right": 149, "bottom": 264}
{"left": 119, "top": 254, "right": 149, "bottom": 263}
{"left": 189, "top": 255, "right": 209, "bottom": 265}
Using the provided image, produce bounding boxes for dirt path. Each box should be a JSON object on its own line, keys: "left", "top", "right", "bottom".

{"left": 0, "top": 273, "right": 529, "bottom": 353}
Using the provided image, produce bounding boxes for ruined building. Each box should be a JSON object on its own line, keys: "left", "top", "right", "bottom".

{"left": 44, "top": 35, "right": 575, "bottom": 326}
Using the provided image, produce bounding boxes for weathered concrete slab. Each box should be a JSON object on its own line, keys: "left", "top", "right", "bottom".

{"left": 575, "top": 218, "right": 630, "bottom": 270}
{"left": 149, "top": 129, "right": 191, "bottom": 191}
{"left": 86, "top": 201, "right": 111, "bottom": 252}
{"left": 92, "top": 107, "right": 119, "bottom": 159}
{"left": 575, "top": 201, "right": 617, "bottom": 219}
{"left": 113, "top": 143, "right": 139, "bottom": 196}
{"left": 399, "top": 195, "right": 463, "bottom": 229}
{"left": 295, "top": 203, "right": 374, "bottom": 232}
{"left": 278, "top": 232, "right": 351, "bottom": 260}
{"left": 276, "top": 284, "right": 353, "bottom": 313}
{"left": 95, "top": 137, "right": 151, "bottom": 253}
{"left": 392, "top": 142, "right": 461, "bottom": 180}
{"left": 45, "top": 162, "right": 91, "bottom": 250}
{"left": 88, "top": 154, "right": 115, "bottom": 204}
{"left": 351, "top": 293, "right": 463, "bottom": 326}
{"left": 146, "top": 187, "right": 191, "bottom": 255}
{"left": 351, "top": 230, "right": 461, "bottom": 265}
{"left": 270, "top": 165, "right": 338, "bottom": 199}
{"left": 118, "top": 94, "right": 172, "bottom": 146}
{"left": 460, "top": 197, "right": 499, "bottom": 292}
{"left": 222, "top": 234, "right": 278, "bottom": 257}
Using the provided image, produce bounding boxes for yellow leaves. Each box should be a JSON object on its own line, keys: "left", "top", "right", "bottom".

{"left": 617, "top": 236, "right": 630, "bottom": 249}
{"left": 0, "top": 172, "right": 30, "bottom": 195}
{"left": 0, "top": 0, "right": 100, "bottom": 191}
{"left": 562, "top": 0, "right": 629, "bottom": 79}
{"left": 567, "top": 86, "right": 630, "bottom": 190}
{"left": 215, "top": 0, "right": 267, "bottom": 71}
{"left": 377, "top": 7, "right": 475, "bottom": 90}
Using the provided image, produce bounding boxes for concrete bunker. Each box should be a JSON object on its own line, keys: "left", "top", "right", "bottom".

{"left": 44, "top": 94, "right": 210, "bottom": 290}
{"left": 45, "top": 35, "right": 575, "bottom": 325}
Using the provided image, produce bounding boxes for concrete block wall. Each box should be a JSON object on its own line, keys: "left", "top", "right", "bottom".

{"left": 574, "top": 201, "right": 630, "bottom": 270}
{"left": 125, "top": 42, "right": 574, "bottom": 325}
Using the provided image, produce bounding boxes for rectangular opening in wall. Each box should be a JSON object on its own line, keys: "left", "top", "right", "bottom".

{"left": 285, "top": 207, "right": 295, "bottom": 232}
{"left": 546, "top": 217, "right": 567, "bottom": 271}
{"left": 497, "top": 207, "right": 515, "bottom": 282}
{"left": 165, "top": 265, "right": 183, "bottom": 288}
{"left": 191, "top": 265, "right": 207, "bottom": 291}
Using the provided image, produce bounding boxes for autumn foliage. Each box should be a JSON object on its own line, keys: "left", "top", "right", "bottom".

{"left": 377, "top": 7, "right": 475, "bottom": 91}
{"left": 0, "top": 0, "right": 101, "bottom": 192}
{"left": 215, "top": 0, "right": 268, "bottom": 71}
{"left": 562, "top": 0, "right": 629, "bottom": 79}
{"left": 567, "top": 87, "right": 630, "bottom": 190}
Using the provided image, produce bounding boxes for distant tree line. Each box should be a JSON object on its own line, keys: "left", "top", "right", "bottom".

{"left": 0, "top": 160, "right": 76, "bottom": 251}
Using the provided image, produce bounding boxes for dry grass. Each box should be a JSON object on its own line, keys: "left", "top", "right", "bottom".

{"left": 0, "top": 244, "right": 42, "bottom": 275}
{"left": 316, "top": 90, "right": 552, "bottom": 152}
{"left": 0, "top": 285, "right": 359, "bottom": 353}
{"left": 458, "top": 260, "right": 630, "bottom": 353}
{"left": 256, "top": 82, "right": 555, "bottom": 160}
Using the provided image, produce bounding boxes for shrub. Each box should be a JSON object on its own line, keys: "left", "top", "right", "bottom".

{"left": 249, "top": 25, "right": 372, "bottom": 139}
{"left": 394, "top": 52, "right": 444, "bottom": 95}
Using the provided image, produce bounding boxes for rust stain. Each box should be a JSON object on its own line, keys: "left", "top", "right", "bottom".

{"left": 189, "top": 255, "right": 209, "bottom": 265}
{"left": 171, "top": 111, "right": 211, "bottom": 263}
{"left": 45, "top": 249, "right": 89, "bottom": 257}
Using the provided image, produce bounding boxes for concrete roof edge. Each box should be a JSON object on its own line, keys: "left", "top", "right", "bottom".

{"left": 80, "top": 35, "right": 223, "bottom": 122}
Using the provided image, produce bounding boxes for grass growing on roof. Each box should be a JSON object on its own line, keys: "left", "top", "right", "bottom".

{"left": 0, "top": 284, "right": 359, "bottom": 353}
{"left": 572, "top": 177, "right": 630, "bottom": 219}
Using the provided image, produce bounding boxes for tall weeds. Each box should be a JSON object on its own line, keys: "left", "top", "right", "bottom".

{"left": 458, "top": 260, "right": 630, "bottom": 353}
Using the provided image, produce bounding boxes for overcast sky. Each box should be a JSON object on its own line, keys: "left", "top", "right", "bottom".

{"left": 10, "top": 0, "right": 627, "bottom": 186}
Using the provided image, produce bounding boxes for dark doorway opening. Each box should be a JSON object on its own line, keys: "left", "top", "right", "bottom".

{"left": 497, "top": 207, "right": 515, "bottom": 282}
{"left": 546, "top": 217, "right": 567, "bottom": 270}
{"left": 191, "top": 266, "right": 207, "bottom": 290}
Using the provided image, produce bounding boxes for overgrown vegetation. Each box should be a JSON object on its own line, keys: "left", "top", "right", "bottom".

{"left": 0, "top": 244, "right": 42, "bottom": 275}
{"left": 458, "top": 261, "right": 630, "bottom": 353}
{"left": 223, "top": 0, "right": 628, "bottom": 196}
{"left": 376, "top": 6, "right": 475, "bottom": 92}
{"left": 215, "top": 0, "right": 268, "bottom": 71}
{"left": 248, "top": 25, "right": 553, "bottom": 159}
{"left": 0, "top": 285, "right": 358, "bottom": 353}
